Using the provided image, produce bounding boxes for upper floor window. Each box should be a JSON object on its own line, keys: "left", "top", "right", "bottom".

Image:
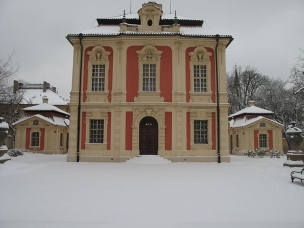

{"left": 194, "top": 120, "right": 208, "bottom": 144}
{"left": 143, "top": 64, "right": 156, "bottom": 91}
{"left": 31, "top": 132, "right": 39, "bottom": 147}
{"left": 87, "top": 46, "right": 110, "bottom": 93}
{"left": 193, "top": 65, "right": 207, "bottom": 92}
{"left": 189, "top": 47, "right": 212, "bottom": 93}
{"left": 33, "top": 120, "right": 39, "bottom": 126}
{"left": 92, "top": 64, "right": 105, "bottom": 91}
{"left": 137, "top": 45, "right": 162, "bottom": 93}
{"left": 260, "top": 123, "right": 266, "bottom": 127}
{"left": 89, "top": 119, "right": 104, "bottom": 143}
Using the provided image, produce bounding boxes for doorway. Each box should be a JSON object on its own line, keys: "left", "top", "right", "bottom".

{"left": 139, "top": 116, "right": 158, "bottom": 155}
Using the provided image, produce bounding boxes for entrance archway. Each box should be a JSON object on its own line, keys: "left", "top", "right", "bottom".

{"left": 139, "top": 116, "right": 158, "bottom": 155}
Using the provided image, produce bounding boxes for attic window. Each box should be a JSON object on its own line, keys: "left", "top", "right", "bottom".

{"left": 147, "top": 19, "right": 153, "bottom": 26}
{"left": 260, "top": 123, "right": 266, "bottom": 127}
{"left": 33, "top": 120, "right": 39, "bottom": 126}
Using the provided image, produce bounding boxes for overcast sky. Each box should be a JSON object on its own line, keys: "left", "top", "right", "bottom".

{"left": 1, "top": 0, "right": 303, "bottom": 99}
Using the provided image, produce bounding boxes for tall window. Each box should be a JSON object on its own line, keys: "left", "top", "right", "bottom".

{"left": 193, "top": 65, "right": 207, "bottom": 92}
{"left": 142, "top": 64, "right": 156, "bottom": 91}
{"left": 236, "top": 135, "right": 239, "bottom": 147}
{"left": 194, "top": 120, "right": 208, "bottom": 144}
{"left": 259, "top": 134, "right": 267, "bottom": 147}
{"left": 31, "top": 132, "right": 39, "bottom": 147}
{"left": 92, "top": 64, "right": 105, "bottom": 91}
{"left": 60, "top": 133, "right": 63, "bottom": 147}
{"left": 89, "top": 120, "right": 104, "bottom": 143}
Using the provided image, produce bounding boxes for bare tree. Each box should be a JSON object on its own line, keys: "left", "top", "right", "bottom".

{"left": 255, "top": 78, "right": 295, "bottom": 126}
{"left": 227, "top": 65, "right": 268, "bottom": 114}
{"left": 0, "top": 51, "right": 19, "bottom": 103}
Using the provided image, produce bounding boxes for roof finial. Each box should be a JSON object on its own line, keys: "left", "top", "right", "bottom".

{"left": 174, "top": 10, "right": 178, "bottom": 24}
{"left": 122, "top": 10, "right": 126, "bottom": 23}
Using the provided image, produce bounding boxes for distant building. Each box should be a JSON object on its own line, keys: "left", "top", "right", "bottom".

{"left": 13, "top": 98, "right": 69, "bottom": 154}
{"left": 13, "top": 80, "right": 69, "bottom": 113}
{"left": 229, "top": 101, "right": 284, "bottom": 155}
{"left": 0, "top": 80, "right": 69, "bottom": 149}
{"left": 66, "top": 2, "right": 233, "bottom": 162}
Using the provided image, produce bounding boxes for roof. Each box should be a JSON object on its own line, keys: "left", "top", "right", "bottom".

{"left": 229, "top": 116, "right": 284, "bottom": 128}
{"left": 19, "top": 89, "right": 68, "bottom": 106}
{"left": 97, "top": 13, "right": 203, "bottom": 26}
{"left": 229, "top": 105, "right": 273, "bottom": 118}
{"left": 13, "top": 114, "right": 69, "bottom": 127}
{"left": 23, "top": 103, "right": 70, "bottom": 116}
{"left": 67, "top": 13, "right": 233, "bottom": 40}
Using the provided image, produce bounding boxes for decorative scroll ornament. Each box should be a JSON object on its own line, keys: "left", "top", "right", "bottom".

{"left": 137, "top": 45, "right": 162, "bottom": 61}
{"left": 87, "top": 46, "right": 110, "bottom": 62}
{"left": 189, "top": 46, "right": 212, "bottom": 62}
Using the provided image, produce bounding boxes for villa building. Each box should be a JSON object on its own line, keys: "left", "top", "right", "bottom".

{"left": 66, "top": 2, "right": 233, "bottom": 162}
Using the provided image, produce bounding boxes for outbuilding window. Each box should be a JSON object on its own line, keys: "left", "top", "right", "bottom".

{"left": 31, "top": 132, "right": 39, "bottom": 147}
{"left": 259, "top": 134, "right": 267, "bottom": 148}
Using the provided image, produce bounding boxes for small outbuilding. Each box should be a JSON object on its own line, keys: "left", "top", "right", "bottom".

{"left": 13, "top": 101, "right": 69, "bottom": 154}
{"left": 228, "top": 101, "right": 284, "bottom": 155}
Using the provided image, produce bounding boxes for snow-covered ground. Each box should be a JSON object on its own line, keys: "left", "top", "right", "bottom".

{"left": 0, "top": 153, "right": 304, "bottom": 228}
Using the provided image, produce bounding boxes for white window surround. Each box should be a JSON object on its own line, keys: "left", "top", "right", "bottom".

{"left": 189, "top": 46, "right": 213, "bottom": 102}
{"left": 84, "top": 109, "right": 109, "bottom": 150}
{"left": 136, "top": 45, "right": 163, "bottom": 101}
{"left": 189, "top": 109, "right": 213, "bottom": 151}
{"left": 86, "top": 46, "right": 110, "bottom": 102}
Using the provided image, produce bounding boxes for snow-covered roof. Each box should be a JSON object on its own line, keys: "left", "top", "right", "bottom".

{"left": 13, "top": 114, "right": 69, "bottom": 127}
{"left": 229, "top": 116, "right": 284, "bottom": 128}
{"left": 19, "top": 89, "right": 68, "bottom": 106}
{"left": 23, "top": 103, "right": 70, "bottom": 116}
{"left": 229, "top": 105, "right": 273, "bottom": 118}
{"left": 70, "top": 24, "right": 222, "bottom": 37}
{"left": 110, "top": 13, "right": 197, "bottom": 21}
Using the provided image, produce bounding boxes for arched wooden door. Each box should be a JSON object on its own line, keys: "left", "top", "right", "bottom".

{"left": 139, "top": 116, "right": 158, "bottom": 155}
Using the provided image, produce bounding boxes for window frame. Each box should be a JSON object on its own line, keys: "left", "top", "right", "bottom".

{"left": 194, "top": 120, "right": 208, "bottom": 144}
{"left": 137, "top": 45, "right": 162, "bottom": 94}
{"left": 86, "top": 46, "right": 110, "bottom": 100}
{"left": 89, "top": 119, "right": 104, "bottom": 144}
{"left": 33, "top": 120, "right": 39, "bottom": 126}
{"left": 91, "top": 64, "right": 106, "bottom": 92}
{"left": 31, "top": 132, "right": 40, "bottom": 147}
{"left": 189, "top": 47, "right": 212, "bottom": 94}
{"left": 259, "top": 134, "right": 267, "bottom": 148}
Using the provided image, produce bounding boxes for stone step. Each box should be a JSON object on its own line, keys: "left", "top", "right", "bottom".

{"left": 125, "top": 155, "right": 171, "bottom": 164}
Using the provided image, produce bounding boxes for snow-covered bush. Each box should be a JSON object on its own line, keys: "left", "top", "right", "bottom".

{"left": 7, "top": 149, "right": 23, "bottom": 157}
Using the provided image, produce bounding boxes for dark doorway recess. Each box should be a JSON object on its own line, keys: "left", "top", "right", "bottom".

{"left": 139, "top": 116, "right": 158, "bottom": 155}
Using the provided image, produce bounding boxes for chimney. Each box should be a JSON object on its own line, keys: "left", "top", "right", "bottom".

{"left": 52, "top": 87, "right": 56, "bottom": 93}
{"left": 13, "top": 80, "right": 19, "bottom": 93}
{"left": 249, "top": 101, "right": 256, "bottom": 107}
{"left": 43, "top": 81, "right": 50, "bottom": 92}
{"left": 42, "top": 96, "right": 49, "bottom": 104}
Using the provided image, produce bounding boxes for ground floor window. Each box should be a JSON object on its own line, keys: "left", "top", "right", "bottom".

{"left": 259, "top": 134, "right": 267, "bottom": 147}
{"left": 31, "top": 132, "right": 39, "bottom": 146}
{"left": 89, "top": 119, "right": 104, "bottom": 143}
{"left": 194, "top": 120, "right": 208, "bottom": 144}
